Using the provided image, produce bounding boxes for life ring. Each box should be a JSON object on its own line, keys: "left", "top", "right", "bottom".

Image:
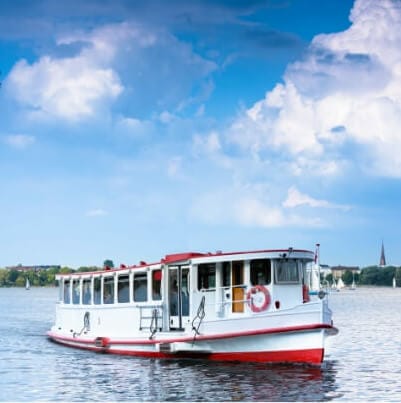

{"left": 247, "top": 285, "right": 270, "bottom": 313}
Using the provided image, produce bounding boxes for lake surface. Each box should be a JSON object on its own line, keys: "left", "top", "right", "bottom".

{"left": 0, "top": 286, "right": 400, "bottom": 401}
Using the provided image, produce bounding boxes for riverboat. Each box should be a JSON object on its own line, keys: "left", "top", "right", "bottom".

{"left": 47, "top": 247, "right": 338, "bottom": 365}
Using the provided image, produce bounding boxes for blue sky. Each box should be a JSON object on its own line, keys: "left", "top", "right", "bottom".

{"left": 1, "top": 0, "right": 400, "bottom": 269}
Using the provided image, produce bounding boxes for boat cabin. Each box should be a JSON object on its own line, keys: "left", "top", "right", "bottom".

{"left": 55, "top": 249, "right": 314, "bottom": 337}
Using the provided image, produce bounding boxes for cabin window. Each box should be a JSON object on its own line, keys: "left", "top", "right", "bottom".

{"left": 152, "top": 270, "right": 162, "bottom": 301}
{"left": 118, "top": 274, "right": 130, "bottom": 303}
{"left": 134, "top": 273, "right": 148, "bottom": 302}
{"left": 198, "top": 263, "right": 216, "bottom": 290}
{"left": 103, "top": 276, "right": 115, "bottom": 304}
{"left": 275, "top": 259, "right": 299, "bottom": 283}
{"left": 72, "top": 279, "right": 80, "bottom": 304}
{"left": 82, "top": 279, "right": 92, "bottom": 304}
{"left": 94, "top": 277, "right": 101, "bottom": 305}
{"left": 63, "top": 279, "right": 71, "bottom": 304}
{"left": 250, "top": 259, "right": 271, "bottom": 286}
{"left": 222, "top": 262, "right": 231, "bottom": 287}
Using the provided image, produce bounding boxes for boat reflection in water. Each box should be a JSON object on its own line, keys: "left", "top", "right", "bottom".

{"left": 83, "top": 357, "right": 340, "bottom": 401}
{"left": 48, "top": 246, "right": 338, "bottom": 365}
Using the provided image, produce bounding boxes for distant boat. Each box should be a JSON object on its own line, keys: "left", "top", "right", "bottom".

{"left": 25, "top": 278, "right": 30, "bottom": 290}
{"left": 350, "top": 273, "right": 356, "bottom": 290}
{"left": 393, "top": 277, "right": 396, "bottom": 288}
{"left": 337, "top": 278, "right": 345, "bottom": 291}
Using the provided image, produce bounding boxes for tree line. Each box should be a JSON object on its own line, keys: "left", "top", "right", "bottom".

{"left": 0, "top": 262, "right": 400, "bottom": 288}
{"left": 324, "top": 265, "right": 401, "bottom": 287}
{"left": 0, "top": 260, "right": 114, "bottom": 287}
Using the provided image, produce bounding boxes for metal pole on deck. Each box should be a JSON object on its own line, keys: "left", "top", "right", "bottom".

{"left": 316, "top": 243, "right": 320, "bottom": 290}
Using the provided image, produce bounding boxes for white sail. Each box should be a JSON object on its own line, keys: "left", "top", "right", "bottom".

{"left": 25, "top": 278, "right": 30, "bottom": 290}
{"left": 310, "top": 263, "right": 320, "bottom": 291}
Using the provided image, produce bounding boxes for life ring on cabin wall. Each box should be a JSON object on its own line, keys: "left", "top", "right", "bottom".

{"left": 247, "top": 285, "right": 271, "bottom": 313}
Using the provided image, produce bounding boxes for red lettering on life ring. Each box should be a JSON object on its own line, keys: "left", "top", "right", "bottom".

{"left": 247, "top": 285, "right": 271, "bottom": 313}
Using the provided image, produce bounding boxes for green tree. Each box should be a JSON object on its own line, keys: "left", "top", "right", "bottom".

{"left": 360, "top": 265, "right": 396, "bottom": 286}
{"left": 395, "top": 267, "right": 401, "bottom": 287}
{"left": 15, "top": 274, "right": 25, "bottom": 287}
{"left": 342, "top": 270, "right": 354, "bottom": 286}
{"left": 8, "top": 269, "right": 20, "bottom": 284}
{"left": 0, "top": 269, "right": 7, "bottom": 286}
{"left": 103, "top": 259, "right": 114, "bottom": 269}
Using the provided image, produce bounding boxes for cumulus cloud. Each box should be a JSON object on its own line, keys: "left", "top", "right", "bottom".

{"left": 283, "top": 186, "right": 351, "bottom": 211}
{"left": 3, "top": 134, "right": 35, "bottom": 148}
{"left": 226, "top": 0, "right": 401, "bottom": 178}
{"left": 115, "top": 116, "right": 155, "bottom": 138}
{"left": 6, "top": 55, "right": 122, "bottom": 122}
{"left": 191, "top": 184, "right": 323, "bottom": 228}
{"left": 5, "top": 21, "right": 216, "bottom": 122}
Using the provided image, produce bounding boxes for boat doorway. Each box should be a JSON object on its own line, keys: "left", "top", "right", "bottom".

{"left": 232, "top": 261, "right": 244, "bottom": 313}
{"left": 168, "top": 266, "right": 190, "bottom": 330}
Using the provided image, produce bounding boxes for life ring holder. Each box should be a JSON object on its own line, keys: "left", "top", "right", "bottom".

{"left": 247, "top": 285, "right": 271, "bottom": 313}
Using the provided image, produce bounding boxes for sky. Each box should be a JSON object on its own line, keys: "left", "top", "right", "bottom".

{"left": 1, "top": 0, "right": 400, "bottom": 269}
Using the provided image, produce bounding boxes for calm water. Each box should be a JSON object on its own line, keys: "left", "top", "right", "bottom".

{"left": 0, "top": 286, "right": 400, "bottom": 401}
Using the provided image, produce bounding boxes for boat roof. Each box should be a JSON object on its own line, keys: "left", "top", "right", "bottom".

{"left": 56, "top": 248, "right": 314, "bottom": 278}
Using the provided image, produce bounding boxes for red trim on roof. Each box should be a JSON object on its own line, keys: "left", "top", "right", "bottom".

{"left": 56, "top": 248, "right": 314, "bottom": 278}
{"left": 163, "top": 252, "right": 206, "bottom": 263}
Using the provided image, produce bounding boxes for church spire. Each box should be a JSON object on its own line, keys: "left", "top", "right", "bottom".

{"left": 380, "top": 241, "right": 386, "bottom": 267}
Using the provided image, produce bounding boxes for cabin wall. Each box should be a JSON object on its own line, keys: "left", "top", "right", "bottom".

{"left": 54, "top": 254, "right": 311, "bottom": 338}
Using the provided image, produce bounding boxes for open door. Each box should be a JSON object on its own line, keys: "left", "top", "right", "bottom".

{"left": 232, "top": 261, "right": 244, "bottom": 313}
{"left": 168, "top": 266, "right": 190, "bottom": 330}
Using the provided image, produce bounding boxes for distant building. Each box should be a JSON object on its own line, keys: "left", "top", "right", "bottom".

{"left": 379, "top": 241, "right": 386, "bottom": 267}
{"left": 6, "top": 265, "right": 60, "bottom": 272}
{"left": 331, "top": 265, "right": 360, "bottom": 280}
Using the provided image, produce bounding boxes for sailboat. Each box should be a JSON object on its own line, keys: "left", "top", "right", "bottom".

{"left": 393, "top": 277, "right": 396, "bottom": 288}
{"left": 337, "top": 278, "right": 345, "bottom": 291}
{"left": 25, "top": 277, "right": 30, "bottom": 290}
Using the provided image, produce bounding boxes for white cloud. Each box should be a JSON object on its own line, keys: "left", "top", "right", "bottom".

{"left": 283, "top": 186, "right": 351, "bottom": 211}
{"left": 7, "top": 55, "right": 122, "bottom": 122}
{"left": 115, "top": 116, "right": 154, "bottom": 138}
{"left": 191, "top": 184, "right": 323, "bottom": 228}
{"left": 5, "top": 21, "right": 216, "bottom": 123}
{"left": 226, "top": 0, "right": 401, "bottom": 178}
{"left": 192, "top": 131, "right": 234, "bottom": 169}
{"left": 3, "top": 134, "right": 35, "bottom": 148}
{"left": 86, "top": 208, "right": 108, "bottom": 217}
{"left": 193, "top": 131, "right": 221, "bottom": 154}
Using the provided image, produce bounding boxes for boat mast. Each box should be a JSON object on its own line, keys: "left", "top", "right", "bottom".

{"left": 315, "top": 243, "right": 320, "bottom": 290}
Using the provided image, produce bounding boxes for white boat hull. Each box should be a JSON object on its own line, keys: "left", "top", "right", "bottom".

{"left": 48, "top": 324, "right": 334, "bottom": 364}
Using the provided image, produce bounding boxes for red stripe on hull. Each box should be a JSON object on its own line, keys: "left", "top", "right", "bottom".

{"left": 108, "top": 348, "right": 324, "bottom": 364}
{"left": 48, "top": 323, "right": 336, "bottom": 347}
{"left": 49, "top": 336, "right": 324, "bottom": 365}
